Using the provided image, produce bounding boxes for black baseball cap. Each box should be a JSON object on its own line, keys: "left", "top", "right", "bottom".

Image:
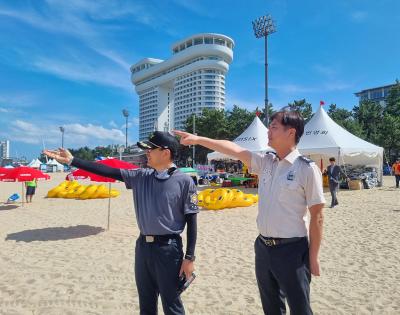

{"left": 137, "top": 131, "right": 179, "bottom": 158}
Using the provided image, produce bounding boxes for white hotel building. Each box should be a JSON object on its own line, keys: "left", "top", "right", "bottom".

{"left": 131, "top": 33, "right": 234, "bottom": 140}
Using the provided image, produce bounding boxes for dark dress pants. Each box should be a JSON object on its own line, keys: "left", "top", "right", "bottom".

{"left": 135, "top": 236, "right": 185, "bottom": 315}
{"left": 395, "top": 175, "right": 400, "bottom": 188}
{"left": 329, "top": 182, "right": 339, "bottom": 207}
{"left": 255, "top": 237, "right": 312, "bottom": 315}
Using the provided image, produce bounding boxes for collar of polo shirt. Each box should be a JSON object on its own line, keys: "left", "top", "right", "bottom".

{"left": 282, "top": 149, "right": 301, "bottom": 164}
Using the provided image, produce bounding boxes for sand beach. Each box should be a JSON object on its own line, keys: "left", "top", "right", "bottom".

{"left": 0, "top": 173, "right": 399, "bottom": 314}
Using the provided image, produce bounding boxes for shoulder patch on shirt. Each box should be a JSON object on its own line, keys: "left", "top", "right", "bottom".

{"left": 298, "top": 155, "right": 314, "bottom": 165}
{"left": 189, "top": 193, "right": 199, "bottom": 211}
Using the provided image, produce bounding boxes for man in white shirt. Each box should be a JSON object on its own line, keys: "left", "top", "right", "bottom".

{"left": 174, "top": 108, "right": 325, "bottom": 315}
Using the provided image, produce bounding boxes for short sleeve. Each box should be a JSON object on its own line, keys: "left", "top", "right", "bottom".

{"left": 120, "top": 169, "right": 143, "bottom": 189}
{"left": 304, "top": 164, "right": 326, "bottom": 208}
{"left": 249, "top": 152, "right": 264, "bottom": 175}
{"left": 183, "top": 180, "right": 200, "bottom": 215}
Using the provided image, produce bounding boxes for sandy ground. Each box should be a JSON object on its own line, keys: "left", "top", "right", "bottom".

{"left": 0, "top": 173, "right": 399, "bottom": 315}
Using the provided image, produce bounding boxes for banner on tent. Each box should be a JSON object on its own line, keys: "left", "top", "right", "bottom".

{"left": 304, "top": 129, "right": 329, "bottom": 136}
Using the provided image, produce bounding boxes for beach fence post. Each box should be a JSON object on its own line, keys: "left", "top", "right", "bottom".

{"left": 107, "top": 182, "right": 111, "bottom": 230}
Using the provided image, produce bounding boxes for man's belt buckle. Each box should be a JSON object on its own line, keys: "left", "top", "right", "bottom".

{"left": 260, "top": 236, "right": 276, "bottom": 246}
{"left": 145, "top": 235, "right": 155, "bottom": 243}
{"left": 264, "top": 239, "right": 276, "bottom": 246}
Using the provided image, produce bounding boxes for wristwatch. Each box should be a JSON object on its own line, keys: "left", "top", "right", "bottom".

{"left": 184, "top": 254, "right": 196, "bottom": 262}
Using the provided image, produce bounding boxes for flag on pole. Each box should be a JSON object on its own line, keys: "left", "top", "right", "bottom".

{"left": 320, "top": 100, "right": 325, "bottom": 106}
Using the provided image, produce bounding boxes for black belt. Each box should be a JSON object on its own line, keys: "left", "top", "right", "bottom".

{"left": 139, "top": 234, "right": 181, "bottom": 243}
{"left": 259, "top": 234, "right": 305, "bottom": 247}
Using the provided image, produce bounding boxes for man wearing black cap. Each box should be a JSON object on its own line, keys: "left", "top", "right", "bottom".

{"left": 44, "top": 131, "right": 199, "bottom": 315}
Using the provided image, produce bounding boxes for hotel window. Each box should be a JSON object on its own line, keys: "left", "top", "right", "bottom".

{"left": 180, "top": 43, "right": 185, "bottom": 51}
{"left": 186, "top": 40, "right": 193, "bottom": 48}
{"left": 384, "top": 88, "right": 390, "bottom": 97}
{"left": 204, "top": 37, "right": 213, "bottom": 44}
{"left": 173, "top": 47, "right": 179, "bottom": 54}
{"left": 194, "top": 38, "right": 203, "bottom": 45}
{"left": 214, "top": 38, "right": 225, "bottom": 46}
{"left": 371, "top": 91, "right": 382, "bottom": 99}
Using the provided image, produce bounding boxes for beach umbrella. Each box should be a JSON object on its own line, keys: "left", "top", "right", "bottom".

{"left": 0, "top": 167, "right": 8, "bottom": 177}
{"left": 67, "top": 158, "right": 139, "bottom": 230}
{"left": 0, "top": 166, "right": 50, "bottom": 205}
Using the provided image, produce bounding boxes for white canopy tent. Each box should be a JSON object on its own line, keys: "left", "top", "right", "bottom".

{"left": 28, "top": 158, "right": 42, "bottom": 169}
{"left": 298, "top": 106, "right": 384, "bottom": 184}
{"left": 47, "top": 159, "right": 65, "bottom": 172}
{"left": 207, "top": 116, "right": 273, "bottom": 161}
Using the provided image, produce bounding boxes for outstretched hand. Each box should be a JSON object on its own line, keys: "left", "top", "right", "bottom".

{"left": 173, "top": 130, "right": 199, "bottom": 146}
{"left": 43, "top": 148, "right": 73, "bottom": 165}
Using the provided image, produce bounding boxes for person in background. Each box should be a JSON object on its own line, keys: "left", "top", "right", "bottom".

{"left": 25, "top": 178, "right": 37, "bottom": 203}
{"left": 392, "top": 158, "right": 400, "bottom": 188}
{"left": 325, "top": 157, "right": 347, "bottom": 208}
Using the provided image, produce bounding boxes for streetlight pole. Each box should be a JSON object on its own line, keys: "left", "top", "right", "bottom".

{"left": 122, "top": 109, "right": 129, "bottom": 149}
{"left": 252, "top": 14, "right": 276, "bottom": 126}
{"left": 192, "top": 115, "right": 196, "bottom": 167}
{"left": 59, "top": 126, "right": 65, "bottom": 148}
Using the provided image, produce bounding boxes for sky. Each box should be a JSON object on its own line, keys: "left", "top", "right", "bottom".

{"left": 0, "top": 0, "right": 399, "bottom": 160}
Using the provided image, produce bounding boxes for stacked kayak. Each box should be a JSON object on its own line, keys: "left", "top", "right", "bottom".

{"left": 46, "top": 181, "right": 120, "bottom": 199}
{"left": 198, "top": 188, "right": 258, "bottom": 210}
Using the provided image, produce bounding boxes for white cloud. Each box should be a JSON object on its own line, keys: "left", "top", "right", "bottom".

{"left": 0, "top": 107, "right": 9, "bottom": 113}
{"left": 225, "top": 96, "right": 261, "bottom": 111}
{"left": 132, "top": 117, "right": 140, "bottom": 126}
{"left": 171, "top": 0, "right": 214, "bottom": 18}
{"left": 109, "top": 120, "right": 118, "bottom": 128}
{"left": 3, "top": 119, "right": 125, "bottom": 147}
{"left": 32, "top": 56, "right": 132, "bottom": 91}
{"left": 0, "top": 93, "right": 39, "bottom": 108}
{"left": 0, "top": 1, "right": 149, "bottom": 88}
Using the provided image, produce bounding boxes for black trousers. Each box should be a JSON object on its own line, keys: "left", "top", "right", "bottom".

{"left": 135, "top": 235, "right": 185, "bottom": 315}
{"left": 395, "top": 175, "right": 400, "bottom": 188}
{"left": 255, "top": 236, "right": 312, "bottom": 315}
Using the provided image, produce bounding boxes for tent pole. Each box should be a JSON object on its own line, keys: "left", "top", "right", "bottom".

{"left": 107, "top": 182, "right": 111, "bottom": 230}
{"left": 337, "top": 149, "right": 341, "bottom": 193}
{"left": 21, "top": 182, "right": 24, "bottom": 206}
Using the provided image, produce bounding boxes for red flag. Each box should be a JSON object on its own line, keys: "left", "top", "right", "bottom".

{"left": 320, "top": 100, "right": 325, "bottom": 106}
{"left": 255, "top": 111, "right": 260, "bottom": 117}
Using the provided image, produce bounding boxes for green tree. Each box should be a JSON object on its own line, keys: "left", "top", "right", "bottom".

{"left": 226, "top": 105, "right": 255, "bottom": 139}
{"left": 255, "top": 103, "right": 274, "bottom": 125}
{"left": 69, "top": 146, "right": 95, "bottom": 160}
{"left": 183, "top": 108, "right": 228, "bottom": 165}
{"left": 377, "top": 113, "right": 400, "bottom": 158}
{"left": 327, "top": 104, "right": 364, "bottom": 137}
{"left": 353, "top": 100, "right": 383, "bottom": 143}
{"left": 182, "top": 106, "right": 258, "bottom": 164}
{"left": 385, "top": 80, "right": 400, "bottom": 116}
{"left": 287, "top": 99, "right": 313, "bottom": 122}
